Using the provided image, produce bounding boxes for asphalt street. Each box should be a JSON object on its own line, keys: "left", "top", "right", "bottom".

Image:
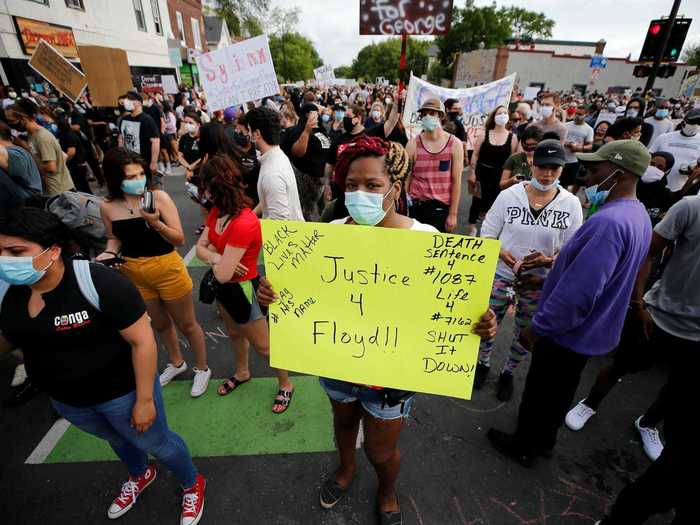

{"left": 0, "top": 169, "right": 671, "bottom": 524}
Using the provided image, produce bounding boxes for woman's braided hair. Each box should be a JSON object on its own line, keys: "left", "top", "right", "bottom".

{"left": 334, "top": 136, "right": 410, "bottom": 188}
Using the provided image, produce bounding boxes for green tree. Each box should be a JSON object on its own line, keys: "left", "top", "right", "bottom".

{"left": 435, "top": 1, "right": 555, "bottom": 72}
{"left": 269, "top": 33, "right": 322, "bottom": 82}
{"left": 206, "top": 0, "right": 270, "bottom": 37}
{"left": 683, "top": 42, "right": 700, "bottom": 67}
{"left": 334, "top": 65, "right": 354, "bottom": 78}
{"left": 350, "top": 39, "right": 431, "bottom": 82}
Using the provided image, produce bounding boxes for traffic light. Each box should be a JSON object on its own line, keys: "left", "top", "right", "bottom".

{"left": 633, "top": 65, "right": 650, "bottom": 78}
{"left": 657, "top": 64, "right": 677, "bottom": 78}
{"left": 639, "top": 18, "right": 692, "bottom": 62}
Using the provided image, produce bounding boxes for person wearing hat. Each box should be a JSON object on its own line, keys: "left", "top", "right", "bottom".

{"left": 405, "top": 98, "right": 464, "bottom": 232}
{"left": 119, "top": 91, "right": 160, "bottom": 188}
{"left": 475, "top": 140, "right": 583, "bottom": 401}
{"left": 648, "top": 108, "right": 700, "bottom": 192}
{"left": 488, "top": 140, "right": 652, "bottom": 467}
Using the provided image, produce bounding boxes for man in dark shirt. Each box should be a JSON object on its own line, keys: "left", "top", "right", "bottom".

{"left": 445, "top": 98, "right": 467, "bottom": 142}
{"left": 119, "top": 91, "right": 160, "bottom": 186}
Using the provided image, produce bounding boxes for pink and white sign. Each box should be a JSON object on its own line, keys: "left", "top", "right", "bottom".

{"left": 195, "top": 35, "right": 280, "bottom": 112}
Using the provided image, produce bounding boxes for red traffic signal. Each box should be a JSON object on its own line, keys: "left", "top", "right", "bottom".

{"left": 649, "top": 23, "right": 662, "bottom": 35}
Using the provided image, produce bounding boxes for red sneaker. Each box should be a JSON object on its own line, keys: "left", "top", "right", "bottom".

{"left": 180, "top": 474, "right": 206, "bottom": 525}
{"left": 107, "top": 464, "right": 158, "bottom": 519}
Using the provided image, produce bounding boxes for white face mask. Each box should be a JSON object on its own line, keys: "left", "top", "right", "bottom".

{"left": 494, "top": 114, "right": 509, "bottom": 127}
{"left": 683, "top": 123, "right": 699, "bottom": 136}
{"left": 123, "top": 99, "right": 135, "bottom": 112}
{"left": 540, "top": 106, "right": 554, "bottom": 118}
{"left": 642, "top": 165, "right": 665, "bottom": 184}
{"left": 626, "top": 109, "right": 639, "bottom": 118}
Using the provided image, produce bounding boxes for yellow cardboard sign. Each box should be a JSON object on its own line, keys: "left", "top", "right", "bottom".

{"left": 261, "top": 221, "right": 500, "bottom": 400}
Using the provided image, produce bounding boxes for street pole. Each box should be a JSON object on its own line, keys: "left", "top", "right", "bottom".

{"left": 644, "top": 0, "right": 682, "bottom": 94}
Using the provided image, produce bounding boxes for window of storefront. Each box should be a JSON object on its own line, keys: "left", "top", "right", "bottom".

{"left": 150, "top": 0, "right": 163, "bottom": 35}
{"left": 191, "top": 18, "right": 202, "bottom": 50}
{"left": 133, "top": 0, "right": 147, "bottom": 32}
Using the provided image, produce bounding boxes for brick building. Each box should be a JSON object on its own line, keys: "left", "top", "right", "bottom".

{"left": 167, "top": 0, "right": 208, "bottom": 86}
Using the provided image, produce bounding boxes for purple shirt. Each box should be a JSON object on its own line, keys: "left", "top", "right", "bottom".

{"left": 532, "top": 199, "right": 652, "bottom": 355}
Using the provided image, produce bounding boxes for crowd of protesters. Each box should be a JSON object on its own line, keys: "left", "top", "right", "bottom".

{"left": 1, "top": 77, "right": 698, "bottom": 525}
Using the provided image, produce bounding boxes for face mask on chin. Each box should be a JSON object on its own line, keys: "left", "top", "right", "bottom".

{"left": 584, "top": 170, "right": 619, "bottom": 208}
{"left": 344, "top": 188, "right": 393, "bottom": 226}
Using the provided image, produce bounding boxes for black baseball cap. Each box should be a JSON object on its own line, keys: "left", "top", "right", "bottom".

{"left": 125, "top": 90, "right": 143, "bottom": 102}
{"left": 533, "top": 139, "right": 566, "bottom": 167}
{"left": 685, "top": 108, "right": 700, "bottom": 124}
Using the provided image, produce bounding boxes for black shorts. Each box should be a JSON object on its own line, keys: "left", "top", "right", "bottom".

{"left": 216, "top": 278, "right": 265, "bottom": 325}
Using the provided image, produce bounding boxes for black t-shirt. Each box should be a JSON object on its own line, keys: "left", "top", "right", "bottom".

{"left": 366, "top": 122, "right": 408, "bottom": 146}
{"left": 280, "top": 125, "right": 331, "bottom": 178}
{"left": 120, "top": 112, "right": 159, "bottom": 165}
{"left": 145, "top": 104, "right": 163, "bottom": 132}
{"left": 70, "top": 109, "right": 91, "bottom": 140}
{"left": 178, "top": 133, "right": 201, "bottom": 165}
{"left": 59, "top": 131, "right": 86, "bottom": 172}
{"left": 0, "top": 262, "right": 146, "bottom": 406}
{"left": 238, "top": 146, "right": 260, "bottom": 204}
{"left": 87, "top": 107, "right": 111, "bottom": 143}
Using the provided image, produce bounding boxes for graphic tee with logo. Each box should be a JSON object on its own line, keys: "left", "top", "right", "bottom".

{"left": 0, "top": 262, "right": 146, "bottom": 406}
{"left": 119, "top": 113, "right": 159, "bottom": 166}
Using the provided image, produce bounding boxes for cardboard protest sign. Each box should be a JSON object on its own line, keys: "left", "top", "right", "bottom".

{"left": 261, "top": 220, "right": 499, "bottom": 400}
{"left": 196, "top": 35, "right": 279, "bottom": 112}
{"left": 359, "top": 0, "right": 454, "bottom": 36}
{"left": 162, "top": 75, "right": 179, "bottom": 94}
{"left": 28, "top": 39, "right": 86, "bottom": 102}
{"left": 314, "top": 64, "right": 336, "bottom": 84}
{"left": 403, "top": 73, "right": 516, "bottom": 140}
{"left": 522, "top": 86, "right": 541, "bottom": 101}
{"left": 77, "top": 46, "right": 133, "bottom": 107}
{"left": 594, "top": 111, "right": 618, "bottom": 128}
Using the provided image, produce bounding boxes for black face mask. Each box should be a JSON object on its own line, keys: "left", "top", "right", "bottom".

{"left": 343, "top": 116, "right": 355, "bottom": 133}
{"left": 448, "top": 111, "right": 459, "bottom": 121}
{"left": 9, "top": 120, "right": 26, "bottom": 132}
{"left": 233, "top": 131, "right": 250, "bottom": 147}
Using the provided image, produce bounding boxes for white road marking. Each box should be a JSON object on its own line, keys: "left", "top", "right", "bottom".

{"left": 183, "top": 245, "right": 197, "bottom": 265}
{"left": 25, "top": 418, "right": 71, "bottom": 464}
{"left": 355, "top": 420, "right": 364, "bottom": 449}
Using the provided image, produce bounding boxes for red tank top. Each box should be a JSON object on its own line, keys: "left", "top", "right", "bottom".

{"left": 409, "top": 134, "right": 454, "bottom": 205}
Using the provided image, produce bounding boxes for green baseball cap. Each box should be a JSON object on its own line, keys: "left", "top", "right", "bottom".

{"left": 576, "top": 140, "right": 651, "bottom": 178}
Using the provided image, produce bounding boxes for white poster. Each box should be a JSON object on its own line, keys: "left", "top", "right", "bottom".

{"left": 403, "top": 73, "right": 516, "bottom": 140}
{"left": 162, "top": 75, "right": 179, "bottom": 94}
{"left": 195, "top": 34, "right": 280, "bottom": 112}
{"left": 523, "top": 86, "right": 541, "bottom": 101}
{"left": 594, "top": 111, "right": 618, "bottom": 128}
{"left": 314, "top": 64, "right": 336, "bottom": 84}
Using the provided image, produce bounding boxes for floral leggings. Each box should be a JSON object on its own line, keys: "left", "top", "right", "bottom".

{"left": 478, "top": 274, "right": 541, "bottom": 375}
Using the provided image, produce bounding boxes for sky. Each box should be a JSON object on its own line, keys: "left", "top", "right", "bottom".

{"left": 273, "top": 0, "right": 700, "bottom": 69}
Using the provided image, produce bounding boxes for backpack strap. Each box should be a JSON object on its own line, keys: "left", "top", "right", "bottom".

{"left": 72, "top": 259, "right": 101, "bottom": 312}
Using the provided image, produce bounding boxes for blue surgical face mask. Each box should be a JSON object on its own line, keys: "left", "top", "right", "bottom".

{"left": 121, "top": 177, "right": 146, "bottom": 196}
{"left": 344, "top": 189, "right": 393, "bottom": 226}
{"left": 655, "top": 109, "right": 669, "bottom": 119}
{"left": 335, "top": 111, "right": 345, "bottom": 121}
{"left": 421, "top": 115, "right": 440, "bottom": 131}
{"left": 0, "top": 247, "right": 52, "bottom": 286}
{"left": 321, "top": 114, "right": 330, "bottom": 123}
{"left": 584, "top": 171, "right": 618, "bottom": 207}
{"left": 530, "top": 177, "right": 558, "bottom": 192}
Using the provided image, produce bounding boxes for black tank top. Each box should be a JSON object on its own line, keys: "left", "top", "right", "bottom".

{"left": 111, "top": 218, "right": 174, "bottom": 258}
{"left": 477, "top": 131, "right": 512, "bottom": 172}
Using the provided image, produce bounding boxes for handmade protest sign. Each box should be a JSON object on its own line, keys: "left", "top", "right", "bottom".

{"left": 78, "top": 45, "right": 133, "bottom": 107}
{"left": 594, "top": 111, "right": 618, "bottom": 128}
{"left": 359, "top": 0, "right": 454, "bottom": 36}
{"left": 196, "top": 34, "right": 279, "bottom": 112}
{"left": 402, "top": 73, "right": 516, "bottom": 140}
{"left": 314, "top": 64, "right": 336, "bottom": 84}
{"left": 28, "top": 39, "right": 86, "bottom": 102}
{"left": 162, "top": 75, "right": 179, "bottom": 94}
{"left": 261, "top": 220, "right": 499, "bottom": 400}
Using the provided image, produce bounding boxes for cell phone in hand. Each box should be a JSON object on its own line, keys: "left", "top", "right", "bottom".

{"left": 100, "top": 257, "right": 125, "bottom": 268}
{"left": 142, "top": 191, "right": 155, "bottom": 214}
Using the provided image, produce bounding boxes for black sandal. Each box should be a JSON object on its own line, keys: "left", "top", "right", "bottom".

{"left": 272, "top": 388, "right": 294, "bottom": 413}
{"left": 217, "top": 376, "right": 250, "bottom": 396}
{"left": 319, "top": 477, "right": 350, "bottom": 510}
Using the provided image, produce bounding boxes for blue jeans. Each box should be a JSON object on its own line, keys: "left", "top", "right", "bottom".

{"left": 51, "top": 381, "right": 197, "bottom": 488}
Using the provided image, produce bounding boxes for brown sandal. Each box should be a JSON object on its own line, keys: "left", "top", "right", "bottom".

{"left": 218, "top": 376, "right": 250, "bottom": 396}
{"left": 272, "top": 388, "right": 294, "bottom": 413}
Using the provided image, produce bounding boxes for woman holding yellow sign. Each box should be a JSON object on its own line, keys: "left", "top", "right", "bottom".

{"left": 257, "top": 136, "right": 498, "bottom": 525}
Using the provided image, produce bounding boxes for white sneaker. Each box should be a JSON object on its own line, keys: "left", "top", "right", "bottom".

{"left": 159, "top": 361, "right": 188, "bottom": 386}
{"left": 635, "top": 416, "right": 664, "bottom": 461}
{"left": 190, "top": 367, "right": 211, "bottom": 398}
{"left": 565, "top": 399, "right": 596, "bottom": 431}
{"left": 11, "top": 363, "right": 27, "bottom": 387}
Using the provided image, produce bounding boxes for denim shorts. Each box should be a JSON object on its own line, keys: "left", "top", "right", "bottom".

{"left": 319, "top": 377, "right": 414, "bottom": 420}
